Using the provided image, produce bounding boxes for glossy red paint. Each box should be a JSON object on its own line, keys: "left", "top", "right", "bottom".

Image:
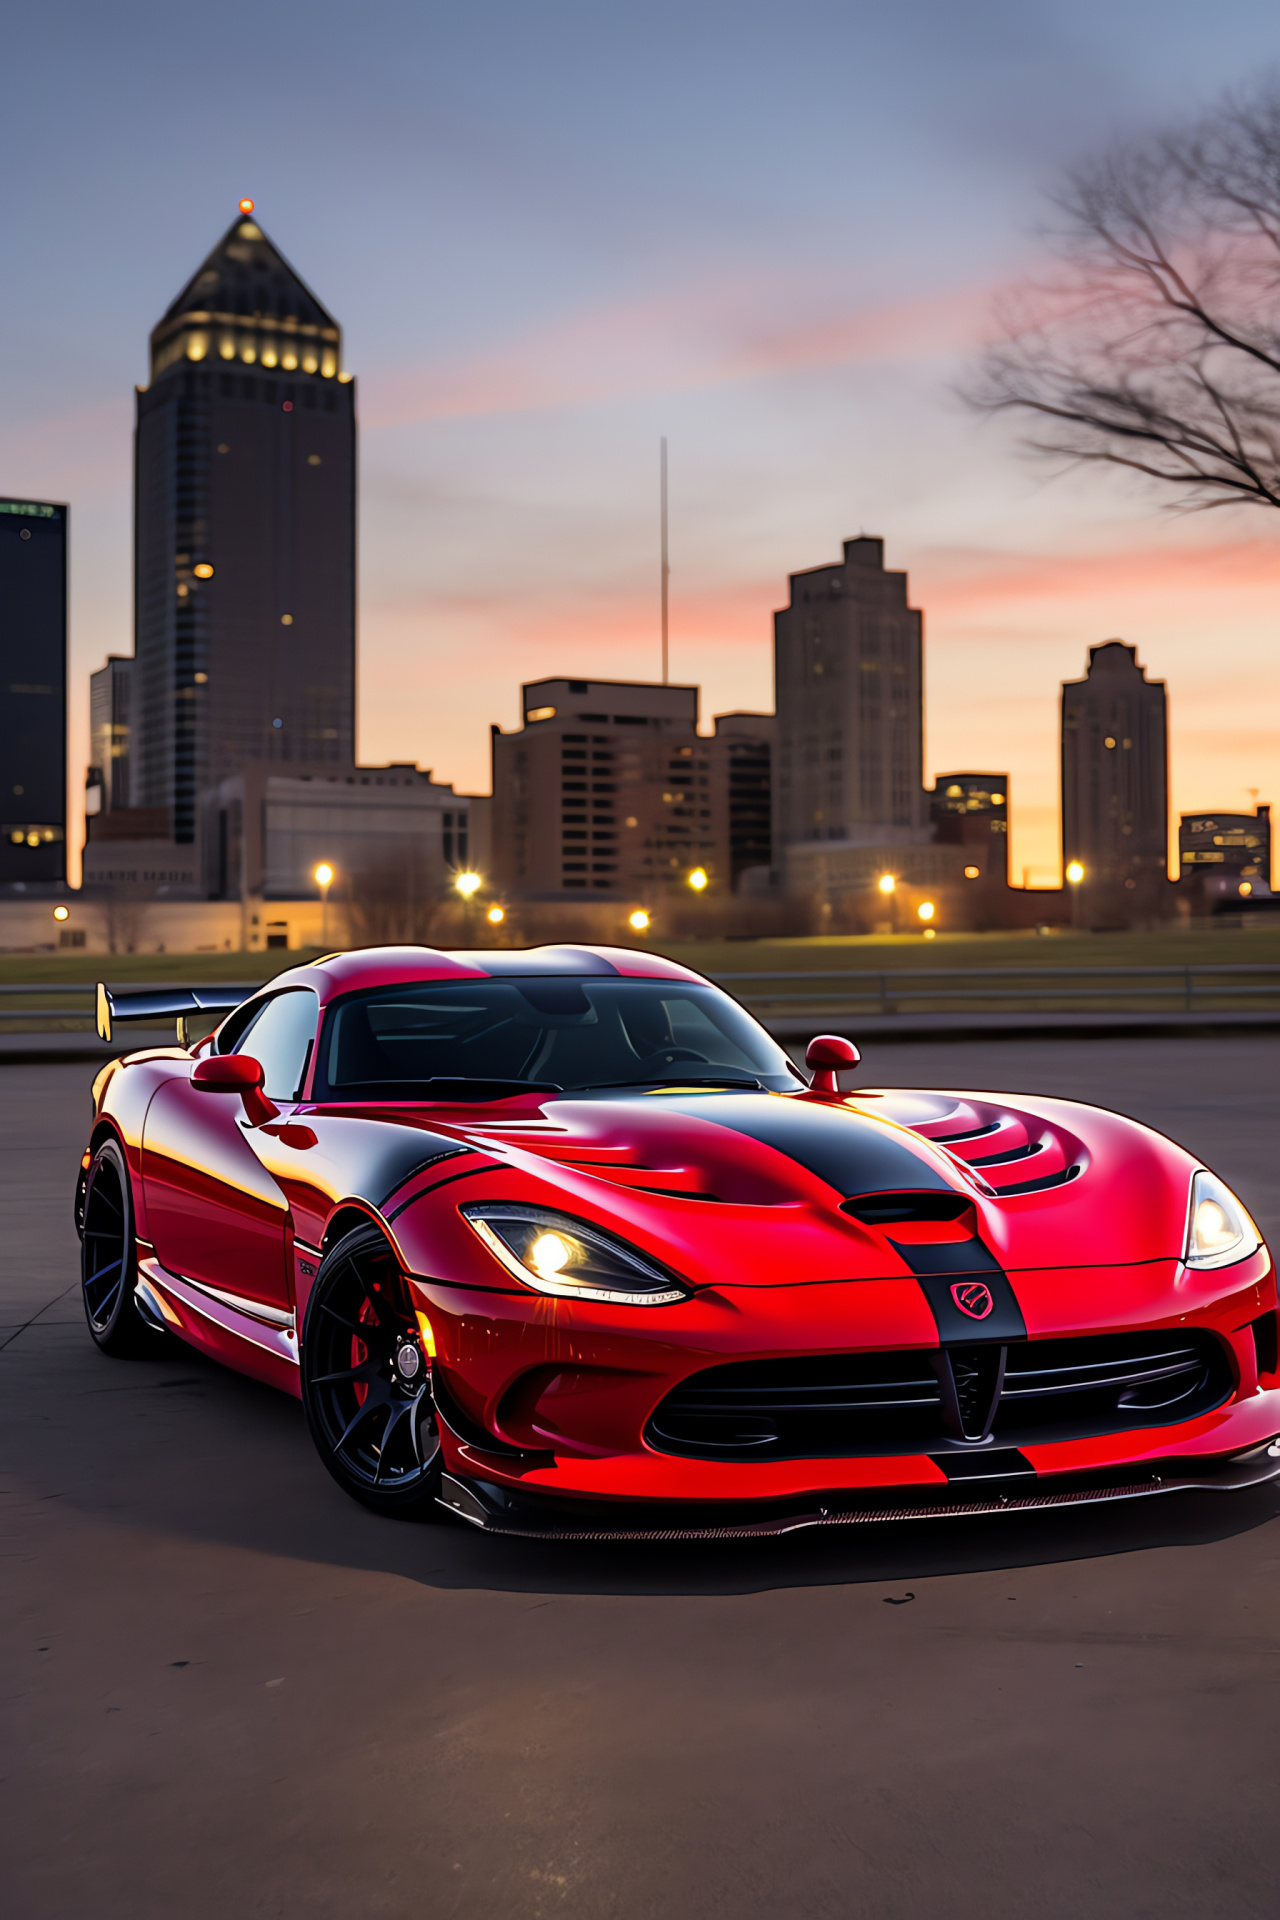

{"left": 192, "top": 1051, "right": 280, "bottom": 1124}
{"left": 805, "top": 1033, "right": 860, "bottom": 1094}
{"left": 80, "top": 943, "right": 1280, "bottom": 1527}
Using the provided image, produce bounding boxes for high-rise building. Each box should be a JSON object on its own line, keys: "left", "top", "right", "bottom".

{"left": 0, "top": 498, "right": 67, "bottom": 886}
{"left": 708, "top": 713, "right": 773, "bottom": 888}
{"left": 88, "top": 655, "right": 133, "bottom": 814}
{"left": 773, "top": 536, "right": 925, "bottom": 860}
{"left": 491, "top": 677, "right": 714, "bottom": 898}
{"left": 1061, "top": 641, "right": 1169, "bottom": 923}
{"left": 133, "top": 207, "right": 355, "bottom": 843}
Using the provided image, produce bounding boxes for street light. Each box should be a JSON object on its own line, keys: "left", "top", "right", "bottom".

{"left": 314, "top": 862, "right": 334, "bottom": 947}
{"left": 628, "top": 908, "right": 651, "bottom": 933}
{"left": 486, "top": 905, "right": 505, "bottom": 925}
{"left": 878, "top": 874, "right": 896, "bottom": 895}
{"left": 687, "top": 868, "right": 708, "bottom": 892}
{"left": 917, "top": 901, "right": 935, "bottom": 923}
{"left": 455, "top": 872, "right": 482, "bottom": 900}
{"left": 52, "top": 905, "right": 69, "bottom": 923}
{"left": 1066, "top": 861, "right": 1085, "bottom": 884}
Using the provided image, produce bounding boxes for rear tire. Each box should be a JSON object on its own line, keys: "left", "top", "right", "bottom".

{"left": 301, "top": 1223, "right": 443, "bottom": 1519}
{"left": 81, "top": 1137, "right": 161, "bottom": 1356}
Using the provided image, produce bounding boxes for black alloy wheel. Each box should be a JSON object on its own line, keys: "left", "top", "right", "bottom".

{"left": 301, "top": 1223, "right": 443, "bottom": 1518}
{"left": 81, "top": 1136, "right": 161, "bottom": 1356}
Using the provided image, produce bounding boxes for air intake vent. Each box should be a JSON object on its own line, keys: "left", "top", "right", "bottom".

{"left": 646, "top": 1329, "right": 1232, "bottom": 1462}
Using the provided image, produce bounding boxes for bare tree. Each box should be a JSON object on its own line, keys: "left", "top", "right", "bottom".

{"left": 972, "top": 82, "right": 1280, "bottom": 512}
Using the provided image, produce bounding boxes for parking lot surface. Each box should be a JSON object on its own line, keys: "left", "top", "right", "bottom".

{"left": 3, "top": 1039, "right": 1278, "bottom": 1919}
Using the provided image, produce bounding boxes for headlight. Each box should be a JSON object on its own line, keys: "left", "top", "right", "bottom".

{"left": 1183, "top": 1169, "right": 1262, "bottom": 1270}
{"left": 460, "top": 1203, "right": 690, "bottom": 1305}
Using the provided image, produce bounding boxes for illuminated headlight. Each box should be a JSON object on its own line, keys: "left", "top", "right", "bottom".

{"left": 1183, "top": 1170, "right": 1262, "bottom": 1271}
{"left": 460, "top": 1203, "right": 690, "bottom": 1305}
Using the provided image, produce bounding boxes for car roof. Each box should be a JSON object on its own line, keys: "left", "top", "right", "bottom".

{"left": 258, "top": 943, "right": 709, "bottom": 1004}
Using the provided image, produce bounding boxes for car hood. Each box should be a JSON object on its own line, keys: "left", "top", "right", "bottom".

{"left": 370, "top": 1084, "right": 1201, "bottom": 1279}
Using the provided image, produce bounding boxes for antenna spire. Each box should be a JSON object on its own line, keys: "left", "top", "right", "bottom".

{"left": 660, "top": 436, "right": 669, "bottom": 685}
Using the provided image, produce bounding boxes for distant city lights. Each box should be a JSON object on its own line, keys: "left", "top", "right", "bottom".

{"left": 628, "top": 909, "right": 650, "bottom": 932}
{"left": 1066, "top": 861, "right": 1085, "bottom": 884}
{"left": 687, "top": 868, "right": 708, "bottom": 892}
{"left": 455, "top": 872, "right": 482, "bottom": 899}
{"left": 917, "top": 901, "right": 935, "bottom": 922}
{"left": 486, "top": 905, "right": 505, "bottom": 924}
{"left": 878, "top": 874, "right": 896, "bottom": 895}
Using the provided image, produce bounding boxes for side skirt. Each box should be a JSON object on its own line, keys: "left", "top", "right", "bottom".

{"left": 136, "top": 1257, "right": 299, "bottom": 1368}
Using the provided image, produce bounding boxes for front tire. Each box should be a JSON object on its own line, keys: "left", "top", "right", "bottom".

{"left": 81, "top": 1137, "right": 159, "bottom": 1356}
{"left": 301, "top": 1223, "right": 442, "bottom": 1518}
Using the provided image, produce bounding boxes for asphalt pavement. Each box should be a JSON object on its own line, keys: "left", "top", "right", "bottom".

{"left": 3, "top": 1038, "right": 1279, "bottom": 1919}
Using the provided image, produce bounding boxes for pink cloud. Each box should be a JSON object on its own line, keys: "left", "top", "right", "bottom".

{"left": 359, "top": 273, "right": 998, "bottom": 428}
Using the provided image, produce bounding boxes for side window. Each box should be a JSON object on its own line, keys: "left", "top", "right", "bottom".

{"left": 236, "top": 989, "right": 321, "bottom": 1100}
{"left": 214, "top": 997, "right": 263, "bottom": 1055}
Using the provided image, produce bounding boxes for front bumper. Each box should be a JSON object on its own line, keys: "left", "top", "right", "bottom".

{"left": 436, "top": 1438, "right": 1280, "bottom": 1540}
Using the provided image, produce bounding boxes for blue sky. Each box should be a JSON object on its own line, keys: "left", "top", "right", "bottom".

{"left": 4, "top": 0, "right": 1280, "bottom": 881}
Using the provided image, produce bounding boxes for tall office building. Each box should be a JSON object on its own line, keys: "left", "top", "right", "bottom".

{"left": 0, "top": 499, "right": 67, "bottom": 886}
{"left": 88, "top": 655, "right": 133, "bottom": 814}
{"left": 772, "top": 537, "right": 925, "bottom": 858}
{"left": 1061, "top": 641, "right": 1168, "bottom": 923}
{"left": 491, "top": 677, "right": 715, "bottom": 898}
{"left": 134, "top": 207, "right": 355, "bottom": 842}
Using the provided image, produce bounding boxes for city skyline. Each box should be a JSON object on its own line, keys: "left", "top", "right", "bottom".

{"left": 4, "top": 3, "right": 1280, "bottom": 887}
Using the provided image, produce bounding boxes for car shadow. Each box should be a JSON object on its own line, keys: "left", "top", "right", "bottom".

{"left": 10, "top": 1332, "right": 1280, "bottom": 1601}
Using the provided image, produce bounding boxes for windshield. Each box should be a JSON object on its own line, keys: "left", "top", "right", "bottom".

{"left": 312, "top": 976, "right": 800, "bottom": 1099}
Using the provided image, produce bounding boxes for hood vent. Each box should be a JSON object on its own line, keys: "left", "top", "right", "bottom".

{"left": 841, "top": 1191, "right": 972, "bottom": 1227}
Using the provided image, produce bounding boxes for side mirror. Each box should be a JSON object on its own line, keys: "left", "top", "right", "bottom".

{"left": 805, "top": 1033, "right": 860, "bottom": 1095}
{"left": 192, "top": 1053, "right": 279, "bottom": 1125}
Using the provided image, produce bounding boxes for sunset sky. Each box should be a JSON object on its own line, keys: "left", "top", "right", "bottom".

{"left": 4, "top": 0, "right": 1280, "bottom": 885}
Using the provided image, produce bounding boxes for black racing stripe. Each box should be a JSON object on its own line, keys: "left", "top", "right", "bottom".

{"left": 660, "top": 1094, "right": 953, "bottom": 1198}
{"left": 377, "top": 1145, "right": 471, "bottom": 1209}
{"left": 931, "top": 1447, "right": 1035, "bottom": 1482}
{"left": 385, "top": 1162, "right": 495, "bottom": 1221}
{"left": 890, "top": 1237, "right": 1028, "bottom": 1344}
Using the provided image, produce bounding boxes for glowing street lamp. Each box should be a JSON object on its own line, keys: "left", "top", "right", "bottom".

{"left": 687, "top": 868, "right": 708, "bottom": 893}
{"left": 455, "top": 871, "right": 482, "bottom": 900}
{"left": 917, "top": 901, "right": 935, "bottom": 923}
{"left": 628, "top": 908, "right": 651, "bottom": 933}
{"left": 1066, "top": 861, "right": 1085, "bottom": 884}
{"left": 314, "top": 862, "right": 334, "bottom": 946}
{"left": 52, "top": 905, "right": 69, "bottom": 923}
{"left": 878, "top": 873, "right": 896, "bottom": 895}
{"left": 486, "top": 905, "right": 505, "bottom": 925}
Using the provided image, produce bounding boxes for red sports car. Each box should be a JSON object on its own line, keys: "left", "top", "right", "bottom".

{"left": 76, "top": 944, "right": 1280, "bottom": 1539}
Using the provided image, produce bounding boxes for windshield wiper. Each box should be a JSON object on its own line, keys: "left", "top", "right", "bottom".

{"left": 577, "top": 1075, "right": 764, "bottom": 1092}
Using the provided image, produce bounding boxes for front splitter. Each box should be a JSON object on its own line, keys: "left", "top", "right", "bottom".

{"left": 437, "top": 1441, "right": 1280, "bottom": 1541}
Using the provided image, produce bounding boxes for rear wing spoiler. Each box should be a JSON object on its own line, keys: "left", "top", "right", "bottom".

{"left": 95, "top": 983, "right": 252, "bottom": 1047}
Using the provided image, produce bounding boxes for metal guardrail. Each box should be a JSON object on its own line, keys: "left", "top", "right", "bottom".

{"left": 0, "top": 967, "right": 1277, "bottom": 1038}
{"left": 710, "top": 964, "right": 1280, "bottom": 1017}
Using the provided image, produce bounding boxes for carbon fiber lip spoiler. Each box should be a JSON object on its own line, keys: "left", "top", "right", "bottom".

{"left": 95, "top": 982, "right": 252, "bottom": 1045}
{"left": 437, "top": 1441, "right": 1280, "bottom": 1541}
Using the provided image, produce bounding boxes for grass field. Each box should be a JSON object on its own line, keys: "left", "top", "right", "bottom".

{"left": 2, "top": 924, "right": 1277, "bottom": 990}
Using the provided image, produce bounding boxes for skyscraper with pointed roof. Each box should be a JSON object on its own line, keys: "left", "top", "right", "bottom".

{"left": 133, "top": 207, "right": 355, "bottom": 841}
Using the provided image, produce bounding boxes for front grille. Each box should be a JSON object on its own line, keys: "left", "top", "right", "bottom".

{"left": 646, "top": 1329, "right": 1233, "bottom": 1461}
